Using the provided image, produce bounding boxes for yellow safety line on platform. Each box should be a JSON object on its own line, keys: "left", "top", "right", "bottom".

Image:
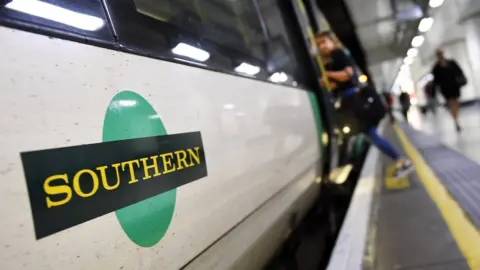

{"left": 393, "top": 124, "right": 480, "bottom": 269}
{"left": 385, "top": 163, "right": 409, "bottom": 190}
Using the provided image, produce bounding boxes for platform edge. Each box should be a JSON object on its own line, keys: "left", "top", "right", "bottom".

{"left": 326, "top": 120, "right": 386, "bottom": 270}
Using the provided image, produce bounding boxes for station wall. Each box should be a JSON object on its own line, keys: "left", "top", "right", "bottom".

{"left": 411, "top": 0, "right": 480, "bottom": 102}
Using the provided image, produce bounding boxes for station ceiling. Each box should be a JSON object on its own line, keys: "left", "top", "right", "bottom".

{"left": 318, "top": 0, "right": 430, "bottom": 89}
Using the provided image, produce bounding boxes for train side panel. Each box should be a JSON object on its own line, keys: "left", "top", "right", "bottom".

{"left": 0, "top": 27, "right": 322, "bottom": 270}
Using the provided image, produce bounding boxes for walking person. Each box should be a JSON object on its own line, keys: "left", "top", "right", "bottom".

{"left": 314, "top": 30, "right": 414, "bottom": 178}
{"left": 431, "top": 49, "right": 467, "bottom": 131}
{"left": 399, "top": 90, "right": 411, "bottom": 121}
{"left": 424, "top": 80, "right": 437, "bottom": 115}
{"left": 382, "top": 91, "right": 396, "bottom": 123}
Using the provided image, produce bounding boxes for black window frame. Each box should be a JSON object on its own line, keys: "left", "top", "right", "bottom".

{"left": 0, "top": 0, "right": 317, "bottom": 91}
{"left": 0, "top": 0, "right": 117, "bottom": 48}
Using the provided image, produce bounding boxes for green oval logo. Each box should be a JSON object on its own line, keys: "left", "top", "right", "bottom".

{"left": 102, "top": 90, "right": 176, "bottom": 247}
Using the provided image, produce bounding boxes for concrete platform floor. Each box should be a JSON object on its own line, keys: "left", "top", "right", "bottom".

{"left": 408, "top": 104, "right": 480, "bottom": 164}
{"left": 369, "top": 125, "right": 469, "bottom": 270}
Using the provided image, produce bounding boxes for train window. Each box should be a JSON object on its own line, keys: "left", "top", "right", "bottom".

{"left": 303, "top": 0, "right": 331, "bottom": 33}
{"left": 103, "top": 0, "right": 267, "bottom": 79}
{"left": 0, "top": 0, "right": 114, "bottom": 43}
{"left": 104, "top": 0, "right": 312, "bottom": 88}
{"left": 256, "top": 0, "right": 312, "bottom": 87}
{"left": 0, "top": 0, "right": 315, "bottom": 89}
{"left": 134, "top": 0, "right": 263, "bottom": 60}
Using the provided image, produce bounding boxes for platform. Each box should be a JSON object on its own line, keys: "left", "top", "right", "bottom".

{"left": 327, "top": 106, "right": 480, "bottom": 270}
{"left": 409, "top": 105, "right": 480, "bottom": 165}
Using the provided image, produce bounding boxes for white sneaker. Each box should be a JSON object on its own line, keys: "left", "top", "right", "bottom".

{"left": 394, "top": 159, "right": 414, "bottom": 179}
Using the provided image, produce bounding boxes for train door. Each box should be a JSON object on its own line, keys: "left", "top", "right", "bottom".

{"left": 288, "top": 0, "right": 353, "bottom": 182}
{"left": 297, "top": 0, "right": 370, "bottom": 175}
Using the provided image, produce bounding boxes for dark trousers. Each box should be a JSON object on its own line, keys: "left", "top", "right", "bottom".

{"left": 386, "top": 106, "right": 395, "bottom": 123}
{"left": 401, "top": 107, "right": 409, "bottom": 121}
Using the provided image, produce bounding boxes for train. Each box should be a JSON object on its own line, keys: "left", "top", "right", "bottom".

{"left": 0, "top": 0, "right": 374, "bottom": 269}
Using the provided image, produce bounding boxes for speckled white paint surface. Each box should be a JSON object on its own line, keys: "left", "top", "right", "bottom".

{"left": 0, "top": 26, "right": 320, "bottom": 270}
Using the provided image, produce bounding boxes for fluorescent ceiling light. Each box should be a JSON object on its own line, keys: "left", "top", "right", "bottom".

{"left": 429, "top": 0, "right": 444, "bottom": 8}
{"left": 418, "top": 17, "right": 434, "bottom": 32}
{"left": 404, "top": 56, "right": 414, "bottom": 65}
{"left": 411, "top": 35, "right": 425, "bottom": 47}
{"left": 358, "top": 74, "right": 368, "bottom": 83}
{"left": 172, "top": 43, "right": 210, "bottom": 62}
{"left": 6, "top": 0, "right": 104, "bottom": 31}
{"left": 396, "top": 7, "right": 423, "bottom": 21}
{"left": 234, "top": 63, "right": 260, "bottom": 76}
{"left": 268, "top": 72, "right": 288, "bottom": 83}
{"left": 223, "top": 104, "right": 235, "bottom": 109}
{"left": 407, "top": 48, "right": 418, "bottom": 57}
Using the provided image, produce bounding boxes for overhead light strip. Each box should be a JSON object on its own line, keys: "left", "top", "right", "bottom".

{"left": 6, "top": 0, "right": 104, "bottom": 31}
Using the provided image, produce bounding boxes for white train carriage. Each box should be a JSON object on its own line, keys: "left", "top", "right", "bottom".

{"left": 0, "top": 0, "right": 368, "bottom": 269}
